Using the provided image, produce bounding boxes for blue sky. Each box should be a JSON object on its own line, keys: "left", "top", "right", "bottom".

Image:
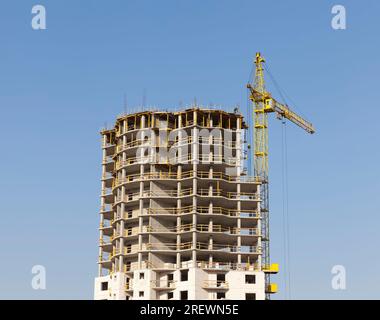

{"left": 0, "top": 0, "right": 379, "bottom": 299}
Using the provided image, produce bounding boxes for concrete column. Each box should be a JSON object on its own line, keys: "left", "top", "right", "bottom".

{"left": 98, "top": 214, "right": 104, "bottom": 276}
{"left": 150, "top": 128, "right": 156, "bottom": 163}
{"left": 119, "top": 218, "right": 125, "bottom": 272}
{"left": 177, "top": 114, "right": 183, "bottom": 269}
{"left": 209, "top": 233, "right": 213, "bottom": 267}
{"left": 237, "top": 182, "right": 241, "bottom": 265}
{"left": 138, "top": 164, "right": 144, "bottom": 268}
{"left": 192, "top": 179, "right": 197, "bottom": 264}
{"left": 121, "top": 184, "right": 125, "bottom": 202}
{"left": 192, "top": 118, "right": 199, "bottom": 164}
{"left": 141, "top": 115, "right": 146, "bottom": 129}
{"left": 99, "top": 137, "right": 107, "bottom": 277}
{"left": 236, "top": 123, "right": 242, "bottom": 177}
{"left": 257, "top": 184, "right": 262, "bottom": 270}
{"left": 177, "top": 167, "right": 182, "bottom": 268}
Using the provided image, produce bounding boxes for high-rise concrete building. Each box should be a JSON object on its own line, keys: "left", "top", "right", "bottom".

{"left": 94, "top": 107, "right": 278, "bottom": 300}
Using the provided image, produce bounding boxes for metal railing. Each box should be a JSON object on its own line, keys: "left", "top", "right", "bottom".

{"left": 115, "top": 156, "right": 152, "bottom": 169}
{"left": 144, "top": 242, "right": 193, "bottom": 251}
{"left": 169, "top": 136, "right": 193, "bottom": 146}
{"left": 145, "top": 205, "right": 193, "bottom": 216}
{"left": 116, "top": 139, "right": 152, "bottom": 152}
{"left": 197, "top": 261, "right": 258, "bottom": 271}
{"left": 150, "top": 280, "right": 176, "bottom": 289}
{"left": 99, "top": 221, "right": 112, "bottom": 229}
{"left": 100, "top": 205, "right": 113, "bottom": 212}
{"left": 144, "top": 206, "right": 260, "bottom": 218}
{"left": 124, "top": 261, "right": 146, "bottom": 272}
{"left": 146, "top": 188, "right": 193, "bottom": 198}
{"left": 143, "top": 224, "right": 192, "bottom": 233}
{"left": 114, "top": 154, "right": 242, "bottom": 169}
{"left": 98, "top": 254, "right": 112, "bottom": 263}
{"left": 196, "top": 242, "right": 261, "bottom": 253}
{"left": 99, "top": 238, "right": 112, "bottom": 246}
{"left": 119, "top": 211, "right": 139, "bottom": 220}
{"left": 138, "top": 224, "right": 258, "bottom": 235}
{"left": 113, "top": 170, "right": 261, "bottom": 187}
{"left": 102, "top": 156, "right": 114, "bottom": 164}
{"left": 102, "top": 173, "right": 113, "bottom": 180}
{"left": 197, "top": 189, "right": 259, "bottom": 200}
{"left": 109, "top": 207, "right": 259, "bottom": 220}
{"left": 123, "top": 260, "right": 260, "bottom": 272}
{"left": 202, "top": 280, "right": 229, "bottom": 289}
{"left": 101, "top": 188, "right": 113, "bottom": 196}
{"left": 230, "top": 227, "right": 259, "bottom": 235}
{"left": 130, "top": 242, "right": 263, "bottom": 253}
{"left": 102, "top": 142, "right": 115, "bottom": 148}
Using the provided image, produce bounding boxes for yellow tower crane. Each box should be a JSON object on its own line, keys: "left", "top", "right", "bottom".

{"left": 247, "top": 52, "right": 315, "bottom": 299}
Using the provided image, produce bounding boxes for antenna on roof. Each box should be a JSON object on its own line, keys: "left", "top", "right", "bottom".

{"left": 142, "top": 88, "right": 147, "bottom": 109}
{"left": 124, "top": 94, "right": 128, "bottom": 113}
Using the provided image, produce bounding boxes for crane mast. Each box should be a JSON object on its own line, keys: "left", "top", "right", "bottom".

{"left": 247, "top": 52, "right": 315, "bottom": 299}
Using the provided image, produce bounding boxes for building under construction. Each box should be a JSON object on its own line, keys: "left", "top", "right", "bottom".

{"left": 94, "top": 107, "right": 278, "bottom": 300}
{"left": 93, "top": 53, "right": 314, "bottom": 300}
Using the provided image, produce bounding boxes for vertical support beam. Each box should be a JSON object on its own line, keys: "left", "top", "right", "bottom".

{"left": 177, "top": 114, "right": 183, "bottom": 268}
{"left": 192, "top": 111, "right": 198, "bottom": 265}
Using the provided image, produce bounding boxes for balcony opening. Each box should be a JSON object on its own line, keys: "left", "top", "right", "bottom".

{"left": 217, "top": 273, "right": 225, "bottom": 286}
{"left": 180, "top": 291, "right": 188, "bottom": 300}
{"left": 101, "top": 282, "right": 108, "bottom": 291}
{"left": 217, "top": 292, "right": 225, "bottom": 300}
{"left": 167, "top": 292, "right": 173, "bottom": 300}
{"left": 245, "top": 275, "right": 256, "bottom": 284}
{"left": 246, "top": 293, "right": 256, "bottom": 300}
{"left": 180, "top": 270, "right": 188, "bottom": 282}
